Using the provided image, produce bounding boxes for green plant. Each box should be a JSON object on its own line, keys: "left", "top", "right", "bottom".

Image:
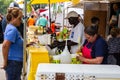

{"left": 0, "top": 0, "right": 13, "bottom": 15}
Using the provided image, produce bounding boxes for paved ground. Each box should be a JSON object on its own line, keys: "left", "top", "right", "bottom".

{"left": 0, "top": 44, "right": 6, "bottom": 80}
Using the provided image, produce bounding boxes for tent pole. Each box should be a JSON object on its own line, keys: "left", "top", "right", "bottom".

{"left": 48, "top": 0, "right": 51, "bottom": 27}
{"left": 23, "top": 0, "right": 27, "bottom": 79}
{"left": 63, "top": 3, "right": 65, "bottom": 28}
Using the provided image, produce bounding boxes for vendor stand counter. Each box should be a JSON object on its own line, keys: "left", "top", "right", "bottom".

{"left": 27, "top": 46, "right": 50, "bottom": 80}
{"left": 36, "top": 64, "right": 120, "bottom": 80}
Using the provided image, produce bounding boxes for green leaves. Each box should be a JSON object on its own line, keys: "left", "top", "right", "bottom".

{"left": 0, "top": 0, "right": 13, "bottom": 15}
{"left": 27, "top": 3, "right": 32, "bottom": 13}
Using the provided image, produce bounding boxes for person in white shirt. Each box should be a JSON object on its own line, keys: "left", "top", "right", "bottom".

{"left": 46, "top": 11, "right": 85, "bottom": 54}
{"left": 67, "top": 11, "right": 85, "bottom": 54}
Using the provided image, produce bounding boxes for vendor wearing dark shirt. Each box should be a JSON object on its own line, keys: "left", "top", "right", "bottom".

{"left": 77, "top": 26, "right": 108, "bottom": 64}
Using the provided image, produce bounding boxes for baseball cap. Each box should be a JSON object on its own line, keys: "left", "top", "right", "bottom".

{"left": 9, "top": 2, "right": 20, "bottom": 8}
{"left": 65, "top": 11, "right": 79, "bottom": 19}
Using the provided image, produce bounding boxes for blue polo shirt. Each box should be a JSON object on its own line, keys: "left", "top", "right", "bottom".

{"left": 4, "top": 24, "right": 23, "bottom": 61}
{"left": 83, "top": 35, "right": 108, "bottom": 64}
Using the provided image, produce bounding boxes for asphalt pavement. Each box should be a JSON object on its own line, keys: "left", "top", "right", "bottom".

{"left": 0, "top": 44, "right": 6, "bottom": 80}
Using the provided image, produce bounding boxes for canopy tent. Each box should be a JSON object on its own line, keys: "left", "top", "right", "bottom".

{"left": 39, "top": 9, "right": 48, "bottom": 13}
{"left": 30, "top": 0, "right": 71, "bottom": 27}
{"left": 31, "top": 0, "right": 70, "bottom": 4}
{"left": 31, "top": 0, "right": 82, "bottom": 5}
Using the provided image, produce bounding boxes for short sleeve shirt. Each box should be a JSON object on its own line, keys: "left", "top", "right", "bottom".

{"left": 27, "top": 18, "right": 35, "bottom": 26}
{"left": 69, "top": 22, "right": 85, "bottom": 54}
{"left": 38, "top": 17, "right": 48, "bottom": 27}
{"left": 83, "top": 35, "right": 108, "bottom": 64}
{"left": 4, "top": 24, "right": 23, "bottom": 61}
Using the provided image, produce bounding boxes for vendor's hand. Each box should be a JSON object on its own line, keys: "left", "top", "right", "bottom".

{"left": 26, "top": 42, "right": 36, "bottom": 47}
{"left": 76, "top": 49, "right": 81, "bottom": 53}
{"left": 76, "top": 46, "right": 82, "bottom": 53}
{"left": 76, "top": 54, "right": 85, "bottom": 62}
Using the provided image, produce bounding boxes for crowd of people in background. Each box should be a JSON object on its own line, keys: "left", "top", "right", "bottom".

{"left": 36, "top": 14, "right": 48, "bottom": 34}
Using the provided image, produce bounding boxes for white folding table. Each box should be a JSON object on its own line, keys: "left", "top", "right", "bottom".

{"left": 36, "top": 64, "right": 120, "bottom": 80}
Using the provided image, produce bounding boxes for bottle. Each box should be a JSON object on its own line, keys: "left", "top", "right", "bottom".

{"left": 37, "top": 26, "right": 41, "bottom": 34}
{"left": 60, "top": 39, "right": 71, "bottom": 64}
{"left": 50, "top": 33, "right": 56, "bottom": 44}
